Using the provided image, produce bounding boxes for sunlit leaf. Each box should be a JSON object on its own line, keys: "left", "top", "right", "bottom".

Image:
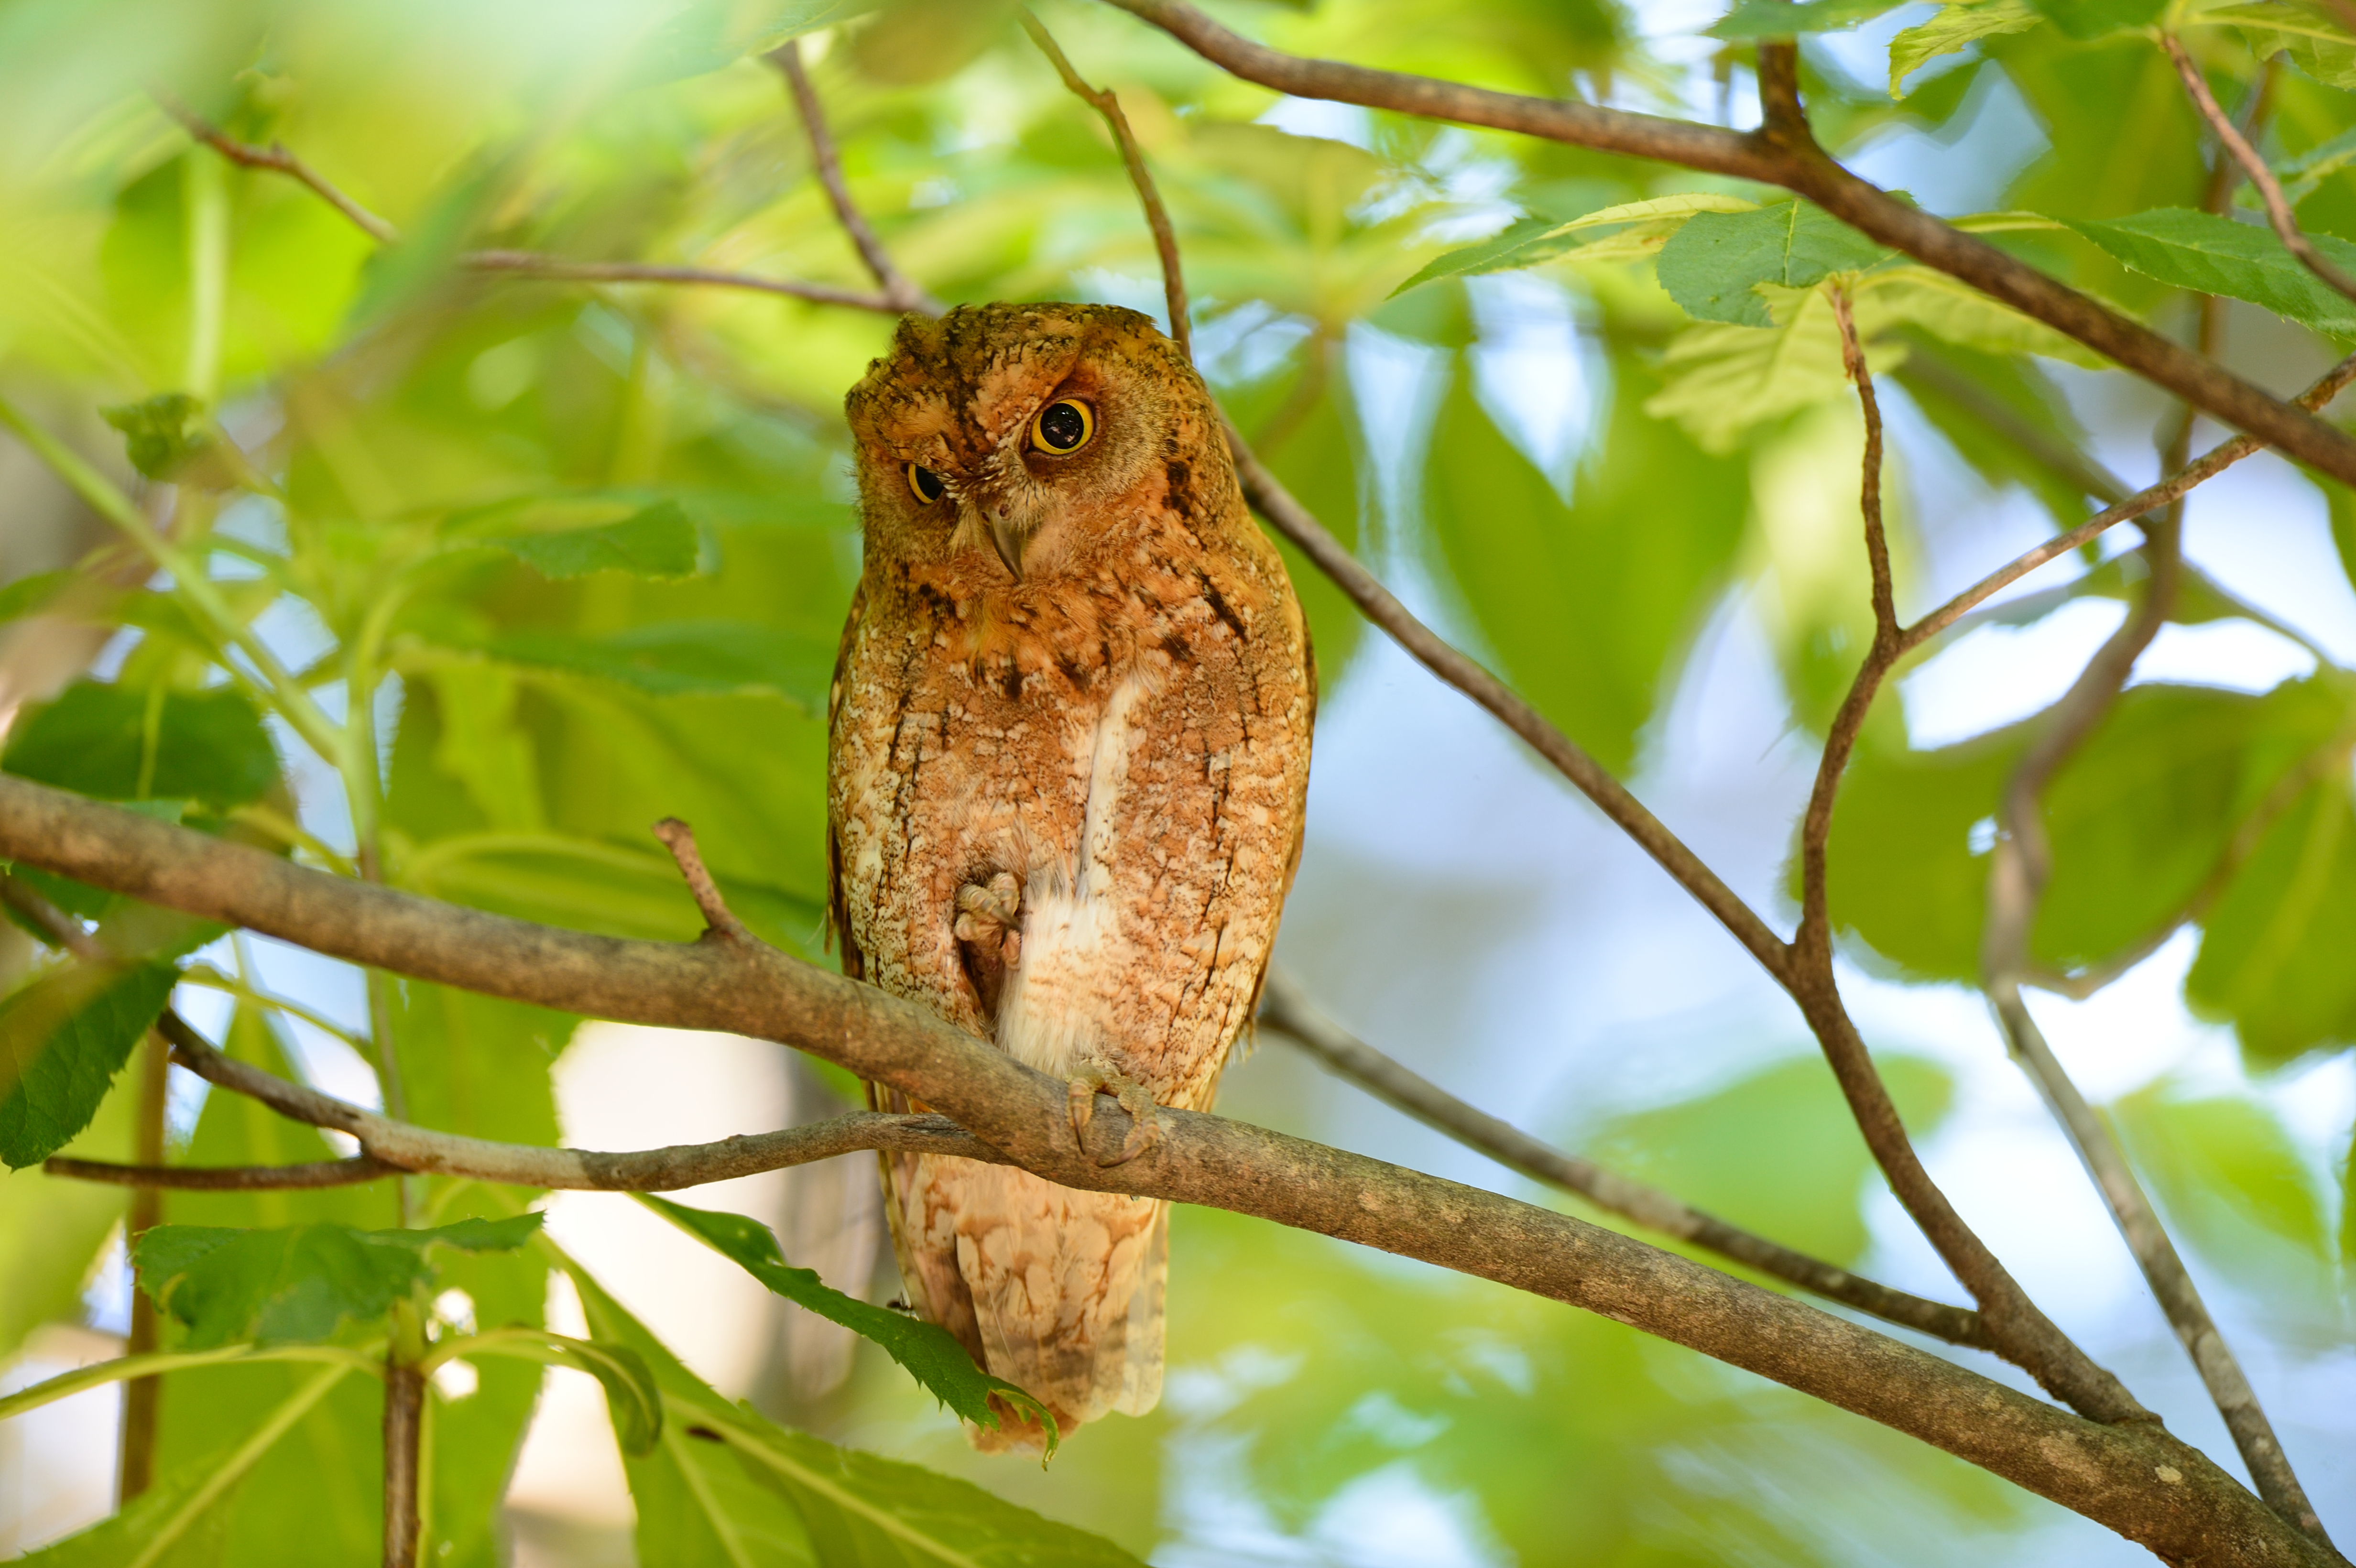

{"left": 2187, "top": 776, "right": 2356, "bottom": 1068}
{"left": 2026, "top": 0, "right": 2164, "bottom": 38}
{"left": 1390, "top": 194, "right": 1757, "bottom": 295}
{"left": 0, "top": 959, "right": 177, "bottom": 1169}
{"left": 135, "top": 1213, "right": 544, "bottom": 1347}
{"left": 2112, "top": 1086, "right": 2330, "bottom": 1263}
{"left": 3, "top": 680, "right": 279, "bottom": 808}
{"left": 1888, "top": 1, "right": 2042, "bottom": 97}
{"left": 1655, "top": 200, "right": 1888, "bottom": 327}
{"left": 2065, "top": 207, "right": 2356, "bottom": 338}
{"left": 566, "top": 1260, "right": 1147, "bottom": 1566}
{"left": 641, "top": 1194, "right": 1059, "bottom": 1447}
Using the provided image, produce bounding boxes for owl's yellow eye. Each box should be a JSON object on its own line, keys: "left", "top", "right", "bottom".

{"left": 1029, "top": 399, "right": 1094, "bottom": 455}
{"left": 906, "top": 463, "right": 946, "bottom": 504}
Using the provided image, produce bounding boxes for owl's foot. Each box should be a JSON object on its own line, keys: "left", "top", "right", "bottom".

{"left": 952, "top": 873, "right": 1023, "bottom": 967}
{"left": 1068, "top": 1057, "right": 1161, "bottom": 1166}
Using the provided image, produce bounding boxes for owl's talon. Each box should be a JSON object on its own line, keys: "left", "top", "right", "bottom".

{"left": 1067, "top": 1058, "right": 1161, "bottom": 1166}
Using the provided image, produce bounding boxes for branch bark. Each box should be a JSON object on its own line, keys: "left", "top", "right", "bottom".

{"left": 1256, "top": 969, "right": 1990, "bottom": 1349}
{"left": 1100, "top": 0, "right": 2356, "bottom": 490}
{"left": 0, "top": 778, "right": 2335, "bottom": 1567}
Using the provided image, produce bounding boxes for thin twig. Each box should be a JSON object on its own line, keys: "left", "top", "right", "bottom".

{"left": 764, "top": 41, "right": 942, "bottom": 316}
{"left": 1900, "top": 348, "right": 2356, "bottom": 657}
{"left": 1022, "top": 11, "right": 1191, "bottom": 358}
{"left": 1771, "top": 288, "right": 2144, "bottom": 1423}
{"left": 48, "top": 1155, "right": 400, "bottom": 1189}
{"left": 151, "top": 88, "right": 398, "bottom": 242}
{"left": 2165, "top": 36, "right": 2356, "bottom": 307}
{"left": 158, "top": 98, "right": 902, "bottom": 313}
{"left": 382, "top": 1358, "right": 423, "bottom": 1568}
{"left": 1102, "top": 0, "right": 2356, "bottom": 490}
{"left": 461, "top": 251, "right": 902, "bottom": 312}
{"left": 116, "top": 1025, "right": 169, "bottom": 1503}
{"left": 1257, "top": 969, "right": 1989, "bottom": 1349}
{"left": 652, "top": 817, "right": 752, "bottom": 943}
{"left": 1977, "top": 109, "right": 2336, "bottom": 1550}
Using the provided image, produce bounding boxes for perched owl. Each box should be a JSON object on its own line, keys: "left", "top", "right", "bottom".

{"left": 828, "top": 302, "right": 1314, "bottom": 1448}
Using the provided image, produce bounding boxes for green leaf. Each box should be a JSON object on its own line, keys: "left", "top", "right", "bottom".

{"left": 1819, "top": 680, "right": 2348, "bottom": 983}
{"left": 465, "top": 1330, "right": 664, "bottom": 1456}
{"left": 1426, "top": 353, "right": 1747, "bottom": 775}
{"left": 1656, "top": 201, "right": 1888, "bottom": 327}
{"left": 1889, "top": 1, "right": 2043, "bottom": 97}
{"left": 1390, "top": 195, "right": 1758, "bottom": 295}
{"left": 2, "top": 680, "right": 279, "bottom": 808}
{"left": 2112, "top": 1087, "right": 2330, "bottom": 1263}
{"left": 2187, "top": 775, "right": 2356, "bottom": 1067}
{"left": 1890, "top": 339, "right": 2096, "bottom": 526}
{"left": 2208, "top": 4, "right": 2356, "bottom": 90}
{"left": 640, "top": 1194, "right": 1059, "bottom": 1448}
{"left": 478, "top": 501, "right": 703, "bottom": 580}
{"left": 0, "top": 959, "right": 177, "bottom": 1169}
{"left": 2064, "top": 207, "right": 2356, "bottom": 339}
{"left": 1711, "top": 0, "right": 1906, "bottom": 38}
{"left": 566, "top": 1259, "right": 1147, "bottom": 1567}
{"left": 2243, "top": 124, "right": 2356, "bottom": 208}
{"left": 632, "top": 0, "right": 883, "bottom": 83}
{"left": 2026, "top": 0, "right": 2163, "bottom": 38}
{"left": 0, "top": 568, "right": 77, "bottom": 624}
{"left": 100, "top": 391, "right": 211, "bottom": 479}
{"left": 481, "top": 621, "right": 832, "bottom": 709}
{"left": 134, "top": 1213, "right": 544, "bottom": 1347}
{"left": 16, "top": 1361, "right": 355, "bottom": 1567}
{"left": 1592, "top": 1055, "right": 1952, "bottom": 1264}
{"left": 1645, "top": 287, "right": 1858, "bottom": 450}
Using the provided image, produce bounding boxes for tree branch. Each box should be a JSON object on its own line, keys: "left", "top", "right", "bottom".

{"left": 764, "top": 41, "right": 942, "bottom": 316}
{"left": 1256, "top": 969, "right": 1989, "bottom": 1349}
{"left": 1772, "top": 291, "right": 2144, "bottom": 1425}
{"left": 2166, "top": 36, "right": 2356, "bottom": 307}
{"left": 48, "top": 1155, "right": 401, "bottom": 1189}
{"left": 0, "top": 779, "right": 2335, "bottom": 1567}
{"left": 1099, "top": 0, "right": 2356, "bottom": 490}
{"left": 152, "top": 88, "right": 398, "bottom": 242}
{"left": 1022, "top": 10, "right": 1191, "bottom": 358}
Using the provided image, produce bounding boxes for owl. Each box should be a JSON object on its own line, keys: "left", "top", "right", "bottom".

{"left": 828, "top": 302, "right": 1314, "bottom": 1448}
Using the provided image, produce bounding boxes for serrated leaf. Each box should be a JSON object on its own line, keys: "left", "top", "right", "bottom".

{"left": 481, "top": 622, "right": 831, "bottom": 709}
{"left": 565, "top": 1259, "right": 1146, "bottom": 1567}
{"left": 3, "top": 680, "right": 279, "bottom": 808}
{"left": 2207, "top": 4, "right": 2356, "bottom": 89}
{"left": 0, "top": 959, "right": 177, "bottom": 1168}
{"left": 1390, "top": 195, "right": 1757, "bottom": 295}
{"left": 2252, "top": 125, "right": 2356, "bottom": 207}
{"left": 1889, "top": 1, "right": 2042, "bottom": 97}
{"left": 479, "top": 501, "right": 703, "bottom": 580}
{"left": 100, "top": 391, "right": 210, "bottom": 479}
{"left": 134, "top": 1213, "right": 544, "bottom": 1347}
{"left": 641, "top": 1194, "right": 1059, "bottom": 1448}
{"left": 2065, "top": 207, "right": 2356, "bottom": 338}
{"left": 1712, "top": 0, "right": 1906, "bottom": 38}
{"left": 1644, "top": 286, "right": 1860, "bottom": 450}
{"left": 1656, "top": 200, "right": 1888, "bottom": 327}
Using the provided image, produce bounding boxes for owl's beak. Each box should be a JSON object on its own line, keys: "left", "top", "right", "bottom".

{"left": 989, "top": 515, "right": 1029, "bottom": 581}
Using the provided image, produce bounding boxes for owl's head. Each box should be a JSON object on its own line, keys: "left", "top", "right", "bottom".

{"left": 845, "top": 302, "right": 1231, "bottom": 585}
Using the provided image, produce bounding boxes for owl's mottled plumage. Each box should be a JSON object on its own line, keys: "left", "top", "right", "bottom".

{"left": 827, "top": 302, "right": 1313, "bottom": 1448}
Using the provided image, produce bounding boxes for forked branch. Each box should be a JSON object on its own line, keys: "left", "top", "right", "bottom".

{"left": 764, "top": 41, "right": 943, "bottom": 316}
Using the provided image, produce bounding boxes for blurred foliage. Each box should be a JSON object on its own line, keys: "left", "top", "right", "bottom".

{"left": 1, "top": 0, "right": 2354, "bottom": 1560}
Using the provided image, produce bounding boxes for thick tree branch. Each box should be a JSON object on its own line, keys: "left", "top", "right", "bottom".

{"left": 1256, "top": 969, "right": 1989, "bottom": 1349}
{"left": 0, "top": 780, "right": 2334, "bottom": 1568}
{"left": 1022, "top": 11, "right": 1191, "bottom": 358}
{"left": 765, "top": 41, "right": 942, "bottom": 316}
{"left": 2166, "top": 36, "right": 2356, "bottom": 307}
{"left": 1100, "top": 0, "right": 2356, "bottom": 489}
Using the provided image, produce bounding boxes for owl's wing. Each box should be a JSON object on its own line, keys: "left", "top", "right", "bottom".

{"left": 825, "top": 582, "right": 867, "bottom": 985}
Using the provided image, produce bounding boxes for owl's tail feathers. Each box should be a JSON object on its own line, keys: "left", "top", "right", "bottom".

{"left": 952, "top": 1186, "right": 1170, "bottom": 1452}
